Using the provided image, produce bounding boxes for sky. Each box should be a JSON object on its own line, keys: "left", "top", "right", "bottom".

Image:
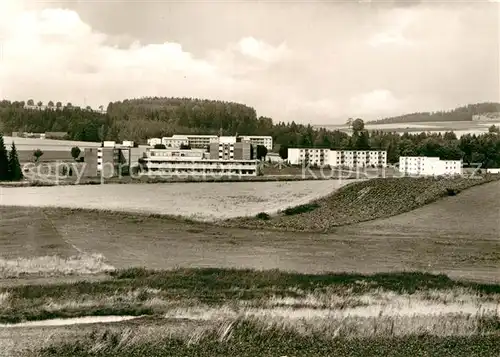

{"left": 0, "top": 0, "right": 498, "bottom": 124}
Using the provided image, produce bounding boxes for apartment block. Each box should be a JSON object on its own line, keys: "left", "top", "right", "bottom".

{"left": 239, "top": 136, "right": 273, "bottom": 151}
{"left": 185, "top": 135, "right": 219, "bottom": 148}
{"left": 287, "top": 148, "right": 387, "bottom": 168}
{"left": 209, "top": 136, "right": 252, "bottom": 160}
{"left": 328, "top": 150, "right": 387, "bottom": 168}
{"left": 97, "top": 147, "right": 124, "bottom": 177}
{"left": 162, "top": 135, "right": 189, "bottom": 148}
{"left": 82, "top": 148, "right": 99, "bottom": 177}
{"left": 399, "top": 156, "right": 462, "bottom": 176}
{"left": 147, "top": 138, "right": 162, "bottom": 146}
{"left": 142, "top": 148, "right": 258, "bottom": 176}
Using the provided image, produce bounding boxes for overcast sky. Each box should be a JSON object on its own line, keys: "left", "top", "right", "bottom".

{"left": 0, "top": 0, "right": 498, "bottom": 124}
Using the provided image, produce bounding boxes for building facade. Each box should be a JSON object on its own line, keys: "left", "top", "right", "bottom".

{"left": 209, "top": 136, "right": 252, "bottom": 160}
{"left": 240, "top": 136, "right": 273, "bottom": 151}
{"left": 287, "top": 148, "right": 387, "bottom": 168}
{"left": 141, "top": 148, "right": 258, "bottom": 176}
{"left": 156, "top": 134, "right": 272, "bottom": 150}
{"left": 399, "top": 156, "right": 462, "bottom": 176}
{"left": 82, "top": 148, "right": 99, "bottom": 177}
{"left": 97, "top": 147, "right": 124, "bottom": 177}
{"left": 147, "top": 138, "right": 162, "bottom": 146}
{"left": 161, "top": 135, "right": 190, "bottom": 148}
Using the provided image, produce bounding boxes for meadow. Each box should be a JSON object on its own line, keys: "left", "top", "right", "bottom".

{"left": 1, "top": 176, "right": 499, "bottom": 356}
{"left": 0, "top": 180, "right": 355, "bottom": 220}
{"left": 1, "top": 269, "right": 499, "bottom": 356}
{"left": 320, "top": 118, "right": 500, "bottom": 136}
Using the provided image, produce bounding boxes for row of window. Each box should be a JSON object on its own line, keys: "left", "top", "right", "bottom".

{"left": 144, "top": 160, "right": 256, "bottom": 166}
{"left": 146, "top": 168, "right": 256, "bottom": 175}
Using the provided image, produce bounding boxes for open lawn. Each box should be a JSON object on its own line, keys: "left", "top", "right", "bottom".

{"left": 0, "top": 180, "right": 354, "bottom": 220}
{"left": 0, "top": 177, "right": 499, "bottom": 355}
{"left": 0, "top": 178, "right": 499, "bottom": 283}
{"left": 222, "top": 175, "right": 500, "bottom": 232}
{"left": 0, "top": 269, "right": 499, "bottom": 356}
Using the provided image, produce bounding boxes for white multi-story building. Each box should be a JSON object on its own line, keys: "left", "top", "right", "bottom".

{"left": 156, "top": 134, "right": 272, "bottom": 150}
{"left": 209, "top": 136, "right": 252, "bottom": 160}
{"left": 288, "top": 148, "right": 329, "bottom": 167}
{"left": 240, "top": 136, "right": 273, "bottom": 150}
{"left": 185, "top": 135, "right": 219, "bottom": 148}
{"left": 147, "top": 138, "right": 162, "bottom": 146}
{"left": 399, "top": 156, "right": 463, "bottom": 176}
{"left": 287, "top": 148, "right": 387, "bottom": 168}
{"left": 141, "top": 148, "right": 258, "bottom": 176}
{"left": 161, "top": 135, "right": 190, "bottom": 148}
{"left": 121, "top": 140, "right": 135, "bottom": 148}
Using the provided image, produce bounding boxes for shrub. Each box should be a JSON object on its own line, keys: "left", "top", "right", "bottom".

{"left": 256, "top": 212, "right": 270, "bottom": 220}
{"left": 283, "top": 203, "right": 320, "bottom": 215}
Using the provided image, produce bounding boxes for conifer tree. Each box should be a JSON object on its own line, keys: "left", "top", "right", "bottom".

{"left": 8, "top": 142, "right": 23, "bottom": 181}
{"left": 0, "top": 133, "right": 10, "bottom": 181}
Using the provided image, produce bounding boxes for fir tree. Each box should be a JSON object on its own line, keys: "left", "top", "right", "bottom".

{"left": 8, "top": 142, "right": 23, "bottom": 181}
{"left": 0, "top": 133, "right": 10, "bottom": 181}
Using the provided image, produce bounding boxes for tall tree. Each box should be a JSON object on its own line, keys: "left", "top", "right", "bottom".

{"left": 279, "top": 145, "right": 288, "bottom": 160}
{"left": 354, "top": 131, "right": 370, "bottom": 150}
{"left": 26, "top": 99, "right": 34, "bottom": 106}
{"left": 352, "top": 118, "right": 365, "bottom": 133}
{"left": 56, "top": 101, "right": 62, "bottom": 109}
{"left": 256, "top": 145, "right": 268, "bottom": 160}
{"left": 71, "top": 146, "right": 81, "bottom": 161}
{"left": 0, "top": 134, "right": 10, "bottom": 180}
{"left": 8, "top": 142, "right": 23, "bottom": 181}
{"left": 459, "top": 134, "right": 475, "bottom": 165}
{"left": 47, "top": 101, "right": 55, "bottom": 108}
{"left": 33, "top": 149, "right": 44, "bottom": 163}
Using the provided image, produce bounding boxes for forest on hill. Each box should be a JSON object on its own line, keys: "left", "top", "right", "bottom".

{"left": 368, "top": 102, "right": 500, "bottom": 124}
{"left": 1, "top": 97, "right": 500, "bottom": 167}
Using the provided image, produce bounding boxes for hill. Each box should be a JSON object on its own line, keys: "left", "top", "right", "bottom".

{"left": 0, "top": 97, "right": 351, "bottom": 149}
{"left": 368, "top": 102, "right": 500, "bottom": 124}
{"left": 221, "top": 175, "right": 500, "bottom": 232}
{"left": 2, "top": 98, "right": 500, "bottom": 169}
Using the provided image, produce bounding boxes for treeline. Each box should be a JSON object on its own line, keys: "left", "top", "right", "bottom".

{"left": 0, "top": 133, "right": 23, "bottom": 181}
{"left": 368, "top": 102, "right": 500, "bottom": 124}
{"left": 1, "top": 97, "right": 500, "bottom": 167}
{"left": 278, "top": 121, "right": 500, "bottom": 168}
{"left": 0, "top": 100, "right": 109, "bottom": 142}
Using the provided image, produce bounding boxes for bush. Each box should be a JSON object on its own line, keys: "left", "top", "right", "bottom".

{"left": 256, "top": 212, "right": 270, "bottom": 220}
{"left": 446, "top": 188, "right": 458, "bottom": 196}
{"left": 283, "top": 203, "right": 320, "bottom": 216}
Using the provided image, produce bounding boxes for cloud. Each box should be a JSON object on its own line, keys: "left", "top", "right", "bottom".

{"left": 369, "top": 32, "right": 410, "bottom": 47}
{"left": 350, "top": 89, "right": 403, "bottom": 115}
{"left": 368, "top": 8, "right": 416, "bottom": 47}
{"left": 236, "top": 36, "right": 289, "bottom": 63}
{"left": 0, "top": 7, "right": 264, "bottom": 107}
{"left": 0, "top": 1, "right": 498, "bottom": 124}
{"left": 0, "top": 6, "right": 293, "bottom": 114}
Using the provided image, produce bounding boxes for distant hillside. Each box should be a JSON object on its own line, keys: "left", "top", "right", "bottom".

{"left": 106, "top": 97, "right": 262, "bottom": 138}
{"left": 368, "top": 102, "right": 500, "bottom": 124}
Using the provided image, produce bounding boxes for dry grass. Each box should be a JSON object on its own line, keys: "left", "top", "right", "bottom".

{"left": 158, "top": 289, "right": 499, "bottom": 337}
{"left": 0, "top": 292, "right": 9, "bottom": 307}
{"left": 1, "top": 271, "right": 499, "bottom": 357}
{"left": 0, "top": 253, "right": 115, "bottom": 278}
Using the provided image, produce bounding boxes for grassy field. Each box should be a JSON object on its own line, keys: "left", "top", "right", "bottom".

{"left": 221, "top": 175, "right": 500, "bottom": 232}
{"left": 0, "top": 180, "right": 353, "bottom": 220}
{"left": 1, "top": 269, "right": 499, "bottom": 356}
{"left": 1, "top": 177, "right": 499, "bottom": 284}
{"left": 1, "top": 176, "right": 499, "bottom": 356}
